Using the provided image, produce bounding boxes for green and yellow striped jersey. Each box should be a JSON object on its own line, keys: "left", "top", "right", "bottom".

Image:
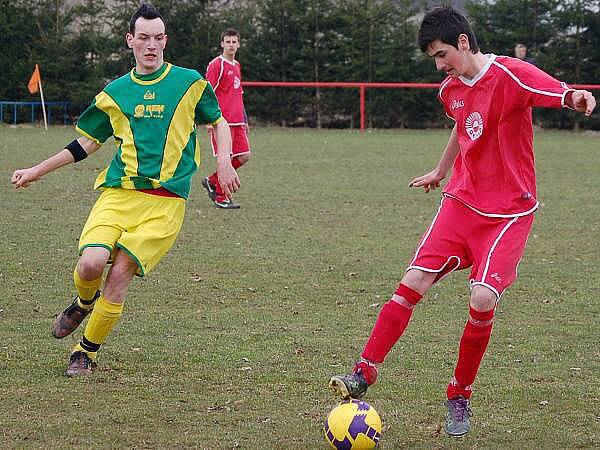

{"left": 76, "top": 62, "right": 222, "bottom": 199}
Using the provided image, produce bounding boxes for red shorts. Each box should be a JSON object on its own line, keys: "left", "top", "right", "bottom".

{"left": 211, "top": 124, "right": 250, "bottom": 157}
{"left": 408, "top": 196, "right": 535, "bottom": 297}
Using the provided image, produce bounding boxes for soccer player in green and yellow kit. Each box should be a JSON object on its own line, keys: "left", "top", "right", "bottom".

{"left": 11, "top": 3, "right": 240, "bottom": 376}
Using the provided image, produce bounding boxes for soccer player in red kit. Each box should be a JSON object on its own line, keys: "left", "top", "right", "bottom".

{"left": 202, "top": 28, "right": 250, "bottom": 209}
{"left": 329, "top": 7, "right": 596, "bottom": 437}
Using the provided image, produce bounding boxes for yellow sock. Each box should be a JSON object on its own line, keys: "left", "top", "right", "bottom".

{"left": 73, "top": 268, "right": 102, "bottom": 310}
{"left": 72, "top": 343, "right": 98, "bottom": 361}
{"left": 79, "top": 295, "right": 124, "bottom": 355}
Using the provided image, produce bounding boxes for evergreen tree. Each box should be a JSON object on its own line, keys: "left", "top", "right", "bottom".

{"left": 542, "top": 0, "right": 600, "bottom": 128}
{"left": 242, "top": 0, "right": 314, "bottom": 126}
{"left": 1, "top": 0, "right": 36, "bottom": 100}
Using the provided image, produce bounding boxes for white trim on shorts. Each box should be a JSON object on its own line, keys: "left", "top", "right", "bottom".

{"left": 443, "top": 193, "right": 539, "bottom": 218}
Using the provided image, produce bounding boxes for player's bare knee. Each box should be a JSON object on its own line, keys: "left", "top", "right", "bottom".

{"left": 103, "top": 252, "right": 137, "bottom": 300}
{"left": 401, "top": 269, "right": 436, "bottom": 294}
{"left": 77, "top": 250, "right": 109, "bottom": 279}
{"left": 469, "top": 285, "right": 497, "bottom": 312}
{"left": 103, "top": 268, "right": 135, "bottom": 301}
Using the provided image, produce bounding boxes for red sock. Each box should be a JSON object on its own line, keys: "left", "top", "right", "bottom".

{"left": 447, "top": 307, "right": 494, "bottom": 399}
{"left": 208, "top": 171, "right": 220, "bottom": 192}
{"left": 353, "top": 360, "right": 379, "bottom": 385}
{"left": 361, "top": 284, "right": 422, "bottom": 364}
{"left": 208, "top": 170, "right": 227, "bottom": 201}
{"left": 209, "top": 158, "right": 243, "bottom": 200}
{"left": 231, "top": 156, "right": 243, "bottom": 170}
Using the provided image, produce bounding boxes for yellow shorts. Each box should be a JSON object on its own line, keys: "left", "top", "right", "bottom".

{"left": 79, "top": 188, "right": 186, "bottom": 276}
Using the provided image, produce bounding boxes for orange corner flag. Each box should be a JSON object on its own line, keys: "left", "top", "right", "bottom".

{"left": 27, "top": 64, "right": 41, "bottom": 94}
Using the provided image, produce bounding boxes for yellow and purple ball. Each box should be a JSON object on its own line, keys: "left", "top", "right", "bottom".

{"left": 324, "top": 399, "right": 382, "bottom": 450}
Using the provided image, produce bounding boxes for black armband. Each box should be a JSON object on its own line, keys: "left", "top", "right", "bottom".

{"left": 65, "top": 139, "right": 88, "bottom": 162}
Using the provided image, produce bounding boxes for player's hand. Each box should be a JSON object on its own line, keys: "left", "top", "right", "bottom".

{"left": 571, "top": 90, "right": 596, "bottom": 117}
{"left": 409, "top": 168, "right": 446, "bottom": 193}
{"left": 11, "top": 167, "right": 40, "bottom": 189}
{"left": 206, "top": 124, "right": 214, "bottom": 134}
{"left": 216, "top": 158, "right": 240, "bottom": 199}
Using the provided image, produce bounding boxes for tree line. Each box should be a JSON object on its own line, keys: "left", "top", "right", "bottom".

{"left": 2, "top": 0, "right": 599, "bottom": 129}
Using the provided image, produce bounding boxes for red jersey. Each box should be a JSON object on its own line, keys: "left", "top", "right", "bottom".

{"left": 205, "top": 55, "right": 246, "bottom": 125}
{"left": 439, "top": 55, "right": 573, "bottom": 217}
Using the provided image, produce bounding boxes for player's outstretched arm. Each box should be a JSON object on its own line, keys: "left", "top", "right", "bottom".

{"left": 213, "top": 119, "right": 240, "bottom": 198}
{"left": 409, "top": 123, "right": 460, "bottom": 193}
{"left": 11, "top": 137, "right": 100, "bottom": 189}
{"left": 566, "top": 90, "right": 596, "bottom": 117}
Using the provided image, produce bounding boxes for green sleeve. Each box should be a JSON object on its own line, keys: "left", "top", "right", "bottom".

{"left": 194, "top": 83, "right": 223, "bottom": 125}
{"left": 75, "top": 96, "right": 113, "bottom": 144}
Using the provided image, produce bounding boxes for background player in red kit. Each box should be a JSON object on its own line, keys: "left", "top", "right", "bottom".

{"left": 329, "top": 6, "right": 596, "bottom": 437}
{"left": 202, "top": 28, "right": 250, "bottom": 209}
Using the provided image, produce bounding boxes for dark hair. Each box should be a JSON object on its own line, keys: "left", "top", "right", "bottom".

{"left": 417, "top": 7, "right": 479, "bottom": 54}
{"left": 129, "top": 3, "right": 164, "bottom": 34}
{"left": 221, "top": 28, "right": 240, "bottom": 42}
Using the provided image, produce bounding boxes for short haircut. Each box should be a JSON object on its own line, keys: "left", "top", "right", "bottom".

{"left": 417, "top": 7, "right": 479, "bottom": 54}
{"left": 221, "top": 28, "right": 240, "bottom": 42}
{"left": 129, "top": 3, "right": 164, "bottom": 34}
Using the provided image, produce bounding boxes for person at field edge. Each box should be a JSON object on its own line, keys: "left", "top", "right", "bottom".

{"left": 329, "top": 6, "right": 596, "bottom": 437}
{"left": 201, "top": 28, "right": 251, "bottom": 209}
{"left": 11, "top": 3, "right": 239, "bottom": 376}
{"left": 514, "top": 43, "right": 537, "bottom": 66}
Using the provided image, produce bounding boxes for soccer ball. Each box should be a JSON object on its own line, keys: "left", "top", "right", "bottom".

{"left": 323, "top": 399, "right": 382, "bottom": 450}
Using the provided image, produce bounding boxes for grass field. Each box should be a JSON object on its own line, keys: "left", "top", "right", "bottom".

{"left": 0, "top": 125, "right": 598, "bottom": 449}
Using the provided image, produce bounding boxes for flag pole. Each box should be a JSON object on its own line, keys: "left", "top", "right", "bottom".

{"left": 38, "top": 79, "right": 48, "bottom": 130}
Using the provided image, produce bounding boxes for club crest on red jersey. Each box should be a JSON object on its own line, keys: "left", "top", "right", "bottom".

{"left": 465, "top": 111, "right": 484, "bottom": 141}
